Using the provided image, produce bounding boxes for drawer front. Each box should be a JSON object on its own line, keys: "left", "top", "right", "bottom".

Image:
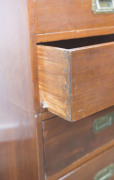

{"left": 34, "top": 0, "right": 114, "bottom": 42}
{"left": 61, "top": 147, "right": 114, "bottom": 180}
{"left": 38, "top": 41, "right": 114, "bottom": 121}
{"left": 43, "top": 107, "right": 114, "bottom": 178}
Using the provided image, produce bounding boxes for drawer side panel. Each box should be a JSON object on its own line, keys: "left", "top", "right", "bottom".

{"left": 71, "top": 43, "right": 114, "bottom": 121}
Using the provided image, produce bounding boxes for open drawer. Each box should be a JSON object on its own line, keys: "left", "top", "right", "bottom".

{"left": 37, "top": 35, "right": 114, "bottom": 121}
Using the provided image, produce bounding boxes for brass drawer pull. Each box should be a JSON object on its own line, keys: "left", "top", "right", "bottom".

{"left": 93, "top": 112, "right": 114, "bottom": 133}
{"left": 92, "top": 0, "right": 114, "bottom": 13}
{"left": 94, "top": 164, "right": 114, "bottom": 180}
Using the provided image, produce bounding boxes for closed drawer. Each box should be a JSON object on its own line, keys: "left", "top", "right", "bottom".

{"left": 34, "top": 0, "right": 114, "bottom": 42}
{"left": 61, "top": 147, "right": 114, "bottom": 180}
{"left": 38, "top": 36, "right": 114, "bottom": 121}
{"left": 43, "top": 107, "right": 114, "bottom": 178}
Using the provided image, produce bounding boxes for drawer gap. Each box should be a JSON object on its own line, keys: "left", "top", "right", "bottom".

{"left": 37, "top": 34, "right": 114, "bottom": 49}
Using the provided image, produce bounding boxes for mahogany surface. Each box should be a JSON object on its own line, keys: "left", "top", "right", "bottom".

{"left": 0, "top": 0, "right": 114, "bottom": 180}
{"left": 34, "top": 0, "right": 114, "bottom": 42}
{"left": 43, "top": 107, "right": 114, "bottom": 178}
{"left": 61, "top": 146, "right": 114, "bottom": 180}
{"left": 0, "top": 1, "right": 44, "bottom": 180}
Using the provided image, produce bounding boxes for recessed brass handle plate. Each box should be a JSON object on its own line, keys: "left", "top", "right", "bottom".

{"left": 92, "top": 0, "right": 114, "bottom": 13}
{"left": 94, "top": 164, "right": 114, "bottom": 180}
{"left": 93, "top": 112, "right": 114, "bottom": 133}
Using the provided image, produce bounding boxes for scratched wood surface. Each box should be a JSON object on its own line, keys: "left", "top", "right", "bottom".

{"left": 34, "top": 0, "right": 114, "bottom": 42}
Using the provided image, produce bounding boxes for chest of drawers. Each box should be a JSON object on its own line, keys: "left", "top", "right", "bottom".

{"left": 35, "top": 0, "right": 114, "bottom": 179}
{"left": 0, "top": 0, "right": 114, "bottom": 180}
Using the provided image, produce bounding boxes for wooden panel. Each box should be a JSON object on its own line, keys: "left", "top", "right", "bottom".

{"left": 41, "top": 111, "right": 55, "bottom": 121}
{"left": 0, "top": 101, "right": 38, "bottom": 180}
{"left": 71, "top": 42, "right": 114, "bottom": 121}
{"left": 34, "top": 0, "right": 114, "bottom": 42}
{"left": 37, "top": 40, "right": 114, "bottom": 121}
{"left": 61, "top": 146, "right": 114, "bottom": 180}
{"left": 0, "top": 0, "right": 44, "bottom": 180}
{"left": 43, "top": 107, "right": 114, "bottom": 178}
{"left": 27, "top": 1, "right": 45, "bottom": 178}
{"left": 36, "top": 27, "right": 114, "bottom": 43}
{"left": 38, "top": 45, "right": 71, "bottom": 120}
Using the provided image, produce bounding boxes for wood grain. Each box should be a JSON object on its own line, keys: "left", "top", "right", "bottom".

{"left": 71, "top": 42, "right": 114, "bottom": 121}
{"left": 34, "top": 0, "right": 114, "bottom": 42}
{"left": 27, "top": 0, "right": 45, "bottom": 179}
{"left": 37, "top": 41, "right": 114, "bottom": 121}
{"left": 36, "top": 27, "right": 114, "bottom": 43}
{"left": 46, "top": 142, "right": 114, "bottom": 180}
{"left": 41, "top": 111, "right": 55, "bottom": 121}
{"left": 61, "top": 146, "right": 114, "bottom": 180}
{"left": 37, "top": 45, "right": 71, "bottom": 120}
{"left": 27, "top": 0, "right": 40, "bottom": 113}
{"left": 0, "top": 1, "right": 44, "bottom": 180}
{"left": 43, "top": 107, "right": 114, "bottom": 178}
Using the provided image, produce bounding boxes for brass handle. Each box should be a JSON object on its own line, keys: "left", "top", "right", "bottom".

{"left": 92, "top": 0, "right": 114, "bottom": 13}
{"left": 94, "top": 164, "right": 114, "bottom": 180}
{"left": 93, "top": 112, "right": 114, "bottom": 133}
